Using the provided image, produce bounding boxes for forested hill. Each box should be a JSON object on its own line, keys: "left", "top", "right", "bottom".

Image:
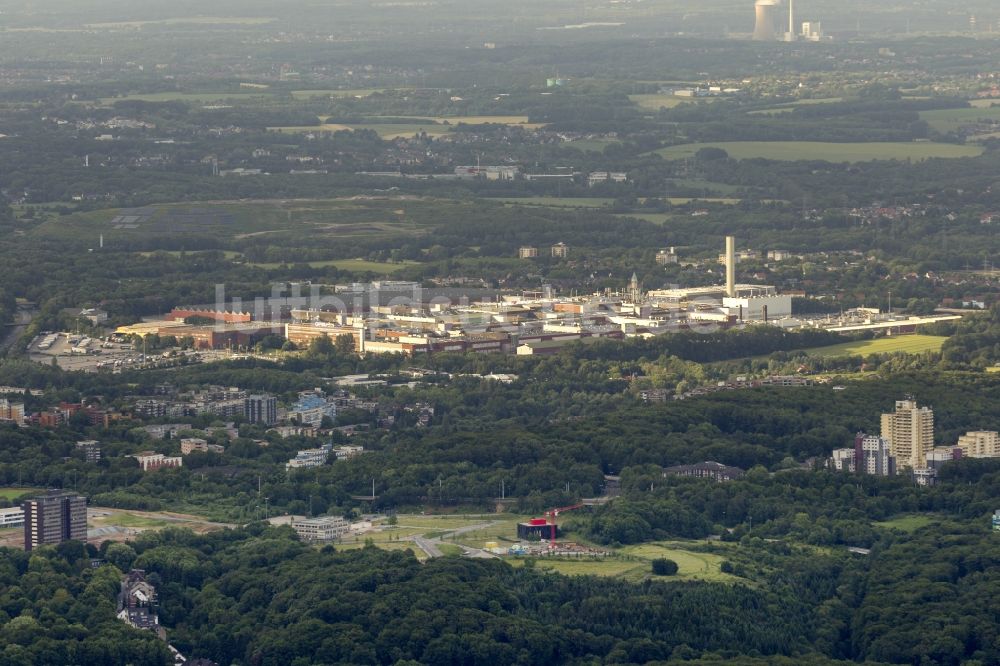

{"left": 4, "top": 519, "right": 996, "bottom": 665}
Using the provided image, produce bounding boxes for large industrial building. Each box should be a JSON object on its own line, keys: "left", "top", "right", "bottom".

{"left": 23, "top": 490, "right": 87, "bottom": 551}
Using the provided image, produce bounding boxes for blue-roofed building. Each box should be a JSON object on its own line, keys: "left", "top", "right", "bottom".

{"left": 287, "top": 394, "right": 336, "bottom": 428}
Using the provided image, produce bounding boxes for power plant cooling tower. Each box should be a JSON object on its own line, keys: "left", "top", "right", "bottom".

{"left": 753, "top": 0, "right": 779, "bottom": 41}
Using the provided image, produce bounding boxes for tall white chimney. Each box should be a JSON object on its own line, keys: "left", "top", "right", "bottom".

{"left": 725, "top": 235, "right": 736, "bottom": 298}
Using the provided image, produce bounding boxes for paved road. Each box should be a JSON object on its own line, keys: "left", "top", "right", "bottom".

{"left": 412, "top": 536, "right": 443, "bottom": 558}
{"left": 0, "top": 309, "right": 36, "bottom": 356}
{"left": 409, "top": 521, "right": 506, "bottom": 559}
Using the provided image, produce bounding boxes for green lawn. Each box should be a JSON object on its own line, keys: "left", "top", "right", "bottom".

{"left": 653, "top": 141, "right": 983, "bottom": 163}
{"left": 920, "top": 106, "right": 1000, "bottom": 133}
{"left": 804, "top": 335, "right": 947, "bottom": 358}
{"left": 0, "top": 488, "right": 44, "bottom": 500}
{"left": 874, "top": 515, "right": 937, "bottom": 533}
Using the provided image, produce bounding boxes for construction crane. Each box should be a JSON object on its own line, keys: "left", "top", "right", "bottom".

{"left": 544, "top": 504, "right": 584, "bottom": 549}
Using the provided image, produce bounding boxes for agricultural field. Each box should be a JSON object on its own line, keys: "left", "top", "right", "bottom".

{"left": 919, "top": 106, "right": 1000, "bottom": 133}
{"left": 803, "top": 335, "right": 948, "bottom": 358}
{"left": 653, "top": 141, "right": 984, "bottom": 162}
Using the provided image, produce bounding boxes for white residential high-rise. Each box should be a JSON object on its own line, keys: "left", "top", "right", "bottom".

{"left": 881, "top": 400, "right": 934, "bottom": 470}
{"left": 858, "top": 434, "right": 895, "bottom": 476}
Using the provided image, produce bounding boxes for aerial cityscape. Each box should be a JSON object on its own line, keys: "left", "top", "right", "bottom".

{"left": 0, "top": 0, "right": 999, "bottom": 664}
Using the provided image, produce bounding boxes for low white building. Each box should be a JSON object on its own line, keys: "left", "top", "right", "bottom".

{"left": 0, "top": 506, "right": 25, "bottom": 528}
{"left": 292, "top": 515, "right": 350, "bottom": 542}
{"left": 286, "top": 443, "right": 333, "bottom": 471}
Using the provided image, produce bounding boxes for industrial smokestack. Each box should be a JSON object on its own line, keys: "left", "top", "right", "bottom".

{"left": 787, "top": 0, "right": 795, "bottom": 40}
{"left": 725, "top": 236, "right": 736, "bottom": 298}
{"left": 753, "top": 0, "right": 779, "bottom": 41}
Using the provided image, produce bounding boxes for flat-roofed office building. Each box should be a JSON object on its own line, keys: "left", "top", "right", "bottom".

{"left": 23, "top": 491, "right": 87, "bottom": 551}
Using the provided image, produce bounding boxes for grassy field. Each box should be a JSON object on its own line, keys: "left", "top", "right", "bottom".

{"left": 290, "top": 89, "right": 386, "bottom": 100}
{"left": 269, "top": 122, "right": 452, "bottom": 139}
{"left": 272, "top": 115, "right": 541, "bottom": 139}
{"left": 395, "top": 515, "right": 497, "bottom": 530}
{"left": 30, "top": 198, "right": 447, "bottom": 245}
{"left": 91, "top": 512, "right": 172, "bottom": 529}
{"left": 614, "top": 213, "right": 674, "bottom": 225}
{"left": 804, "top": 335, "right": 947, "bottom": 358}
{"left": 920, "top": 106, "right": 1000, "bottom": 133}
{"left": 101, "top": 91, "right": 273, "bottom": 104}
{"left": 86, "top": 17, "right": 274, "bottom": 28}
{"left": 629, "top": 94, "right": 693, "bottom": 110}
{"left": 488, "top": 196, "right": 614, "bottom": 208}
{"left": 653, "top": 141, "right": 984, "bottom": 162}
{"left": 874, "top": 514, "right": 938, "bottom": 533}
{"left": 0, "top": 488, "right": 44, "bottom": 500}
{"left": 564, "top": 138, "right": 621, "bottom": 152}
{"left": 513, "top": 541, "right": 738, "bottom": 583}
{"left": 138, "top": 249, "right": 240, "bottom": 259}
{"left": 250, "top": 259, "right": 419, "bottom": 273}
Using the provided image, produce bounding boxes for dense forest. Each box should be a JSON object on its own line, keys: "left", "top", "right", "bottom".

{"left": 3, "top": 512, "right": 996, "bottom": 666}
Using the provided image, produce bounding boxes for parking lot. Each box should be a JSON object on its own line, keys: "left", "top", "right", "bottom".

{"left": 28, "top": 333, "right": 144, "bottom": 372}
{"left": 28, "top": 332, "right": 250, "bottom": 372}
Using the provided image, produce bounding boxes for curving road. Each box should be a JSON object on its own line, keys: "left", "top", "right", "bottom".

{"left": 0, "top": 309, "right": 36, "bottom": 356}
{"left": 408, "top": 521, "right": 504, "bottom": 560}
